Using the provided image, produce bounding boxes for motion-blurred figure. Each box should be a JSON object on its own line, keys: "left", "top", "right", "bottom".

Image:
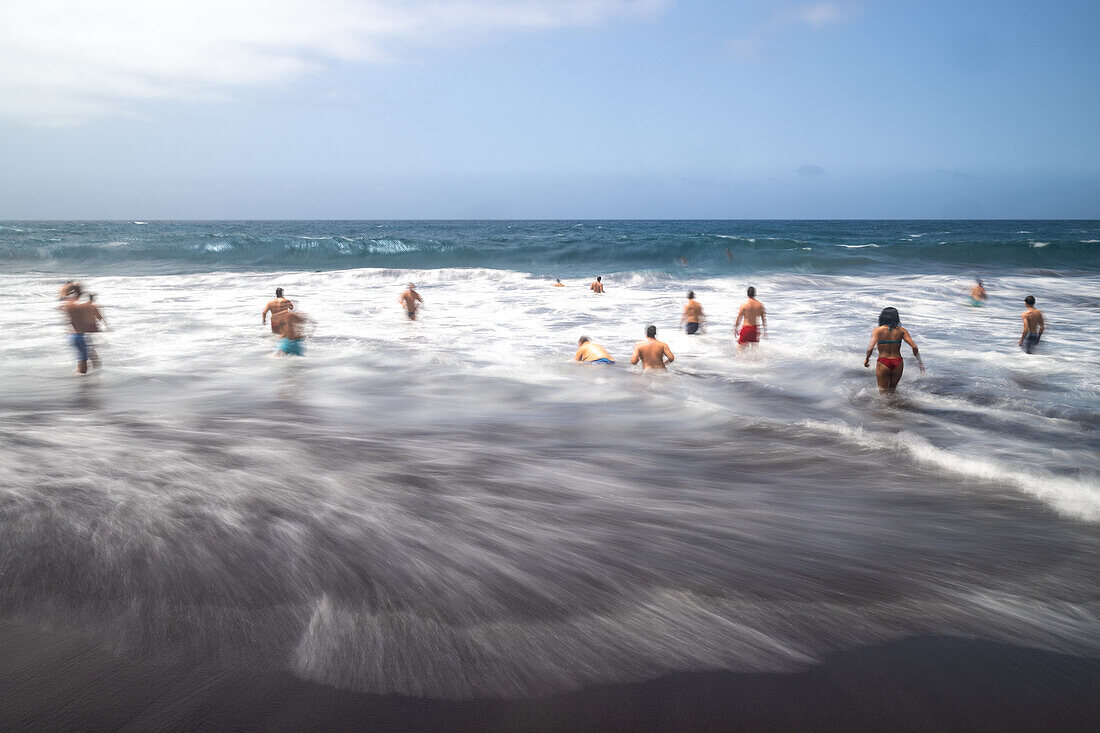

{"left": 273, "top": 309, "right": 310, "bottom": 357}
{"left": 1019, "top": 295, "right": 1045, "bottom": 353}
{"left": 59, "top": 282, "right": 106, "bottom": 374}
{"left": 864, "top": 307, "right": 924, "bottom": 393}
{"left": 733, "top": 286, "right": 767, "bottom": 350}
{"left": 681, "top": 291, "right": 706, "bottom": 335}
{"left": 575, "top": 336, "right": 614, "bottom": 364}
{"left": 969, "top": 278, "right": 987, "bottom": 306}
{"left": 590, "top": 276, "right": 605, "bottom": 294}
{"left": 399, "top": 283, "right": 423, "bottom": 320}
{"left": 631, "top": 325, "right": 674, "bottom": 371}
{"left": 262, "top": 288, "right": 293, "bottom": 334}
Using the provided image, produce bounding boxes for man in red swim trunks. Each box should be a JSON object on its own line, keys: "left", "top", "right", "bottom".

{"left": 733, "top": 286, "right": 766, "bottom": 351}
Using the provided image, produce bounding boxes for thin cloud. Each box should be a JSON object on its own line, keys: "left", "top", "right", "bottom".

{"left": 0, "top": 0, "right": 670, "bottom": 125}
{"left": 798, "top": 164, "right": 826, "bottom": 176}
{"left": 727, "top": 2, "right": 857, "bottom": 62}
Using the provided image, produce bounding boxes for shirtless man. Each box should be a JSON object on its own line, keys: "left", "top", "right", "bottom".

{"left": 631, "top": 325, "right": 674, "bottom": 371}
{"left": 553, "top": 279, "right": 565, "bottom": 287}
{"left": 1019, "top": 295, "right": 1045, "bottom": 353}
{"left": 680, "top": 291, "right": 705, "bottom": 335}
{"left": 273, "top": 309, "right": 310, "bottom": 356}
{"left": 969, "top": 278, "right": 987, "bottom": 306}
{"left": 399, "top": 283, "right": 424, "bottom": 320}
{"left": 574, "top": 336, "right": 614, "bottom": 364}
{"left": 733, "top": 286, "right": 767, "bottom": 350}
{"left": 590, "top": 276, "right": 605, "bottom": 294}
{"left": 59, "top": 283, "right": 106, "bottom": 374}
{"left": 262, "top": 288, "right": 293, "bottom": 334}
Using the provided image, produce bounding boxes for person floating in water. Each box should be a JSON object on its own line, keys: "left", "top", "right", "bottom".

{"left": 262, "top": 288, "right": 293, "bottom": 334}
{"left": 590, "top": 276, "right": 605, "bottom": 294}
{"left": 553, "top": 279, "right": 565, "bottom": 287}
{"left": 273, "top": 309, "right": 310, "bottom": 356}
{"left": 679, "top": 256, "right": 688, "bottom": 267}
{"left": 969, "top": 278, "right": 987, "bottom": 306}
{"left": 575, "top": 336, "right": 614, "bottom": 364}
{"left": 725, "top": 248, "right": 733, "bottom": 260}
{"left": 733, "top": 286, "right": 767, "bottom": 350}
{"left": 864, "top": 307, "right": 924, "bottom": 393}
{"left": 59, "top": 282, "right": 106, "bottom": 374}
{"left": 631, "top": 325, "right": 674, "bottom": 371}
{"left": 399, "top": 283, "right": 423, "bottom": 320}
{"left": 1019, "top": 295, "right": 1045, "bottom": 353}
{"left": 680, "top": 291, "right": 705, "bottom": 335}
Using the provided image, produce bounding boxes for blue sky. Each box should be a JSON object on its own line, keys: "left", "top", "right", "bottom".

{"left": 1, "top": 0, "right": 1097, "bottom": 218}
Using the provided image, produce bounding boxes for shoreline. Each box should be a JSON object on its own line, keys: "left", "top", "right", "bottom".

{"left": 2, "top": 624, "right": 1098, "bottom": 731}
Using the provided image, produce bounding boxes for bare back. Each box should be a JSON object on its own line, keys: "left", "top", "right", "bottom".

{"left": 631, "top": 338, "right": 674, "bottom": 370}
{"left": 736, "top": 298, "right": 766, "bottom": 329}
{"left": 63, "top": 300, "right": 102, "bottom": 334}
{"left": 1022, "top": 308, "right": 1044, "bottom": 333}
{"left": 683, "top": 300, "right": 704, "bottom": 321}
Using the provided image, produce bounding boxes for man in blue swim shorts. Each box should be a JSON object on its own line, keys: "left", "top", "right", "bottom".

{"left": 59, "top": 282, "right": 106, "bottom": 374}
{"left": 273, "top": 309, "right": 310, "bottom": 357}
{"left": 574, "top": 336, "right": 615, "bottom": 364}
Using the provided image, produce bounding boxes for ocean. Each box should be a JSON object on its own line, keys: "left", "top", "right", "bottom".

{"left": 0, "top": 220, "right": 1098, "bottom": 724}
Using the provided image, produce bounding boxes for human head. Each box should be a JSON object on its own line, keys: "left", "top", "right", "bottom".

{"left": 976, "top": 278, "right": 984, "bottom": 287}
{"left": 646, "top": 325, "right": 657, "bottom": 338}
{"left": 67, "top": 282, "right": 82, "bottom": 298}
{"left": 597, "top": 276, "right": 602, "bottom": 282}
{"left": 556, "top": 279, "right": 562, "bottom": 283}
{"left": 578, "top": 336, "right": 590, "bottom": 346}
{"left": 407, "top": 282, "right": 416, "bottom": 289}
{"left": 1025, "top": 295, "right": 1035, "bottom": 306}
{"left": 687, "top": 290, "right": 695, "bottom": 300}
{"left": 275, "top": 287, "right": 284, "bottom": 298}
{"left": 878, "top": 307, "right": 901, "bottom": 328}
{"left": 747, "top": 286, "right": 756, "bottom": 298}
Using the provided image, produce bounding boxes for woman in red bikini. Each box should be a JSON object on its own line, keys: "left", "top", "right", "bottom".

{"left": 863, "top": 307, "right": 924, "bottom": 393}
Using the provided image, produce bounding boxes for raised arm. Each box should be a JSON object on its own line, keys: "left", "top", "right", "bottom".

{"left": 901, "top": 328, "right": 925, "bottom": 373}
{"left": 864, "top": 328, "right": 880, "bottom": 367}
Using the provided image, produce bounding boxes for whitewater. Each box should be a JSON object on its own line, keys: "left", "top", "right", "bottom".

{"left": 0, "top": 220, "right": 1098, "bottom": 699}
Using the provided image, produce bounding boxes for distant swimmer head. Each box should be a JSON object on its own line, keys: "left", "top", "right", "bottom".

{"left": 878, "top": 307, "right": 901, "bottom": 328}
{"left": 578, "top": 336, "right": 590, "bottom": 345}
{"left": 1025, "top": 295, "right": 1036, "bottom": 306}
{"left": 976, "top": 278, "right": 984, "bottom": 287}
{"left": 68, "top": 282, "right": 83, "bottom": 297}
{"left": 556, "top": 279, "right": 562, "bottom": 284}
{"left": 687, "top": 290, "right": 695, "bottom": 300}
{"left": 275, "top": 287, "right": 284, "bottom": 298}
{"left": 646, "top": 325, "right": 657, "bottom": 338}
{"left": 747, "top": 286, "right": 756, "bottom": 298}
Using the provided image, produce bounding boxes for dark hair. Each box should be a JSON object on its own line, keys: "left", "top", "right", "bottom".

{"left": 597, "top": 276, "right": 602, "bottom": 282}
{"left": 69, "top": 283, "right": 83, "bottom": 297}
{"left": 1025, "top": 295, "right": 1035, "bottom": 306}
{"left": 747, "top": 286, "right": 756, "bottom": 298}
{"left": 878, "top": 307, "right": 901, "bottom": 329}
{"left": 275, "top": 287, "right": 284, "bottom": 297}
{"left": 578, "top": 336, "right": 590, "bottom": 345}
{"left": 976, "top": 278, "right": 984, "bottom": 287}
{"left": 646, "top": 325, "right": 657, "bottom": 338}
{"left": 687, "top": 290, "right": 695, "bottom": 299}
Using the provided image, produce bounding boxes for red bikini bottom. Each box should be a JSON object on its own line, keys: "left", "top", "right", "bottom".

{"left": 877, "top": 356, "right": 903, "bottom": 370}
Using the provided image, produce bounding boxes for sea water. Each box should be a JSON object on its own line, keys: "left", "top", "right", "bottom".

{"left": 0, "top": 220, "right": 1097, "bottom": 697}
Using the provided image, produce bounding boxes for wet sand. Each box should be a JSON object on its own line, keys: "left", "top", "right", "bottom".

{"left": 2, "top": 624, "right": 1097, "bottom": 731}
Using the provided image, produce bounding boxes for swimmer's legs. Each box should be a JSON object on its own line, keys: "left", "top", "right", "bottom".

{"left": 875, "top": 361, "right": 893, "bottom": 393}
{"left": 888, "top": 360, "right": 904, "bottom": 391}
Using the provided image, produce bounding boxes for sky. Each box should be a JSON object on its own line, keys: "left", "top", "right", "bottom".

{"left": 1, "top": 0, "right": 1097, "bottom": 219}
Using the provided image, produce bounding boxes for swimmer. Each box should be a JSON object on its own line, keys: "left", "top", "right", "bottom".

{"left": 969, "top": 278, "right": 987, "bottom": 306}
{"left": 864, "top": 307, "right": 924, "bottom": 393}
{"left": 590, "top": 276, "right": 605, "bottom": 294}
{"left": 59, "top": 282, "right": 106, "bottom": 374}
{"left": 399, "top": 283, "right": 424, "bottom": 320}
{"left": 680, "top": 291, "right": 706, "bottom": 335}
{"left": 273, "top": 309, "right": 310, "bottom": 357}
{"left": 1019, "top": 295, "right": 1045, "bottom": 353}
{"left": 733, "top": 286, "right": 767, "bottom": 350}
{"left": 262, "top": 288, "right": 294, "bottom": 334}
{"left": 725, "top": 248, "right": 733, "bottom": 260}
{"left": 553, "top": 279, "right": 565, "bottom": 287}
{"left": 679, "top": 256, "right": 688, "bottom": 267}
{"left": 575, "top": 336, "right": 614, "bottom": 364}
{"left": 630, "top": 325, "right": 674, "bottom": 371}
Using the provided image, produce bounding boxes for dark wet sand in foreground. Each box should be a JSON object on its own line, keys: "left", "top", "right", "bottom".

{"left": 1, "top": 624, "right": 1098, "bottom": 731}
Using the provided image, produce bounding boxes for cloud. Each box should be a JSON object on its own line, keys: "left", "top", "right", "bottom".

{"left": 0, "top": 0, "right": 670, "bottom": 125}
{"left": 797, "top": 164, "right": 826, "bottom": 176}
{"left": 727, "top": 2, "right": 857, "bottom": 62}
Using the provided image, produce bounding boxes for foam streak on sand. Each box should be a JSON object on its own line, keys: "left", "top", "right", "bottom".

{"left": 0, "top": 220, "right": 1098, "bottom": 701}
